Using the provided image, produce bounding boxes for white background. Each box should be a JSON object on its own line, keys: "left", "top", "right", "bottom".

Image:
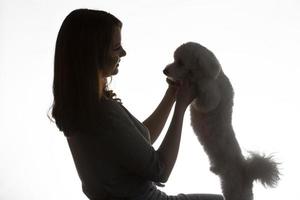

{"left": 1, "top": 0, "right": 300, "bottom": 199}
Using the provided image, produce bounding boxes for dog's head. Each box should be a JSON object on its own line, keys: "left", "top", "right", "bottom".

{"left": 164, "top": 42, "right": 222, "bottom": 112}
{"left": 163, "top": 42, "right": 221, "bottom": 83}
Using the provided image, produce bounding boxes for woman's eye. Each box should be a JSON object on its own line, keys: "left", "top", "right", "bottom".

{"left": 113, "top": 45, "right": 122, "bottom": 51}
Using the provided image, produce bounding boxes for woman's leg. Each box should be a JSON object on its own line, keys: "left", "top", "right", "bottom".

{"left": 133, "top": 184, "right": 224, "bottom": 200}
{"left": 168, "top": 193, "right": 224, "bottom": 200}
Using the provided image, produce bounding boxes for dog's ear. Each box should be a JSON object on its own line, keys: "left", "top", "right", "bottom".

{"left": 197, "top": 51, "right": 221, "bottom": 79}
{"left": 192, "top": 80, "right": 221, "bottom": 113}
{"left": 209, "top": 56, "right": 221, "bottom": 79}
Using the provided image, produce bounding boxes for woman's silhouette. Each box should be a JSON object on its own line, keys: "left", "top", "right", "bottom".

{"left": 49, "top": 8, "right": 223, "bottom": 200}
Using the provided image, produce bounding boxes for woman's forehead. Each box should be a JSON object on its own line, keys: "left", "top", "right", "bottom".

{"left": 112, "top": 27, "right": 121, "bottom": 43}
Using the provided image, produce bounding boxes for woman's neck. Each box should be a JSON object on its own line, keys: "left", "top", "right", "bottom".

{"left": 99, "top": 77, "right": 107, "bottom": 99}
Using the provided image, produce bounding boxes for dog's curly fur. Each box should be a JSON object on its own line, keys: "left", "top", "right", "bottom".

{"left": 164, "top": 42, "right": 280, "bottom": 200}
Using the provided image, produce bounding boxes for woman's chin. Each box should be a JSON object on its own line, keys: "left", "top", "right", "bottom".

{"left": 112, "top": 67, "right": 119, "bottom": 75}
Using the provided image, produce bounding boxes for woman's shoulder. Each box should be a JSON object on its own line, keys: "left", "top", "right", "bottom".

{"left": 97, "top": 98, "right": 123, "bottom": 116}
{"left": 66, "top": 99, "right": 130, "bottom": 137}
{"left": 96, "top": 98, "right": 134, "bottom": 124}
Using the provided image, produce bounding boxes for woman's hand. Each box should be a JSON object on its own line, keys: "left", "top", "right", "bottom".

{"left": 165, "top": 77, "right": 196, "bottom": 109}
{"left": 175, "top": 79, "right": 196, "bottom": 109}
{"left": 165, "top": 78, "right": 179, "bottom": 98}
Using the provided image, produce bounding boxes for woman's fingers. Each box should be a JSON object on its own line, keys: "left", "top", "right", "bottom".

{"left": 166, "top": 78, "right": 181, "bottom": 87}
{"left": 176, "top": 80, "right": 196, "bottom": 107}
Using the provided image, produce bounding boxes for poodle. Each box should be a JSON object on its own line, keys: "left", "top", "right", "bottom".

{"left": 163, "top": 42, "right": 280, "bottom": 200}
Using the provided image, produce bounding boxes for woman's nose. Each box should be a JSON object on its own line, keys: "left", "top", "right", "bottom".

{"left": 120, "top": 47, "right": 126, "bottom": 57}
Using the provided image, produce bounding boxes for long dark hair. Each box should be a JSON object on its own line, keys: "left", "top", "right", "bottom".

{"left": 48, "top": 9, "right": 122, "bottom": 136}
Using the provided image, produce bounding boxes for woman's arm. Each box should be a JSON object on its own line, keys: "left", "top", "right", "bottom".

{"left": 143, "top": 86, "right": 176, "bottom": 144}
{"left": 156, "top": 103, "right": 185, "bottom": 182}
{"left": 88, "top": 81, "right": 195, "bottom": 184}
{"left": 157, "top": 80, "right": 195, "bottom": 182}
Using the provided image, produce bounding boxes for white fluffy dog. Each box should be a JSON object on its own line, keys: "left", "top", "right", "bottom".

{"left": 163, "top": 42, "right": 280, "bottom": 200}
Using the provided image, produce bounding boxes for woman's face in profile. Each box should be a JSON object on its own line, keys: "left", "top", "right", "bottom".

{"left": 104, "top": 26, "right": 126, "bottom": 77}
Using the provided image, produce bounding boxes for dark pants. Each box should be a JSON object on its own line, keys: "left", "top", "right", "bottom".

{"left": 168, "top": 193, "right": 224, "bottom": 200}
{"left": 132, "top": 185, "right": 224, "bottom": 200}
{"left": 91, "top": 191, "right": 223, "bottom": 200}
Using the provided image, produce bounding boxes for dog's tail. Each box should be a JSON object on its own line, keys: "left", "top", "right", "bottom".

{"left": 245, "top": 152, "right": 280, "bottom": 187}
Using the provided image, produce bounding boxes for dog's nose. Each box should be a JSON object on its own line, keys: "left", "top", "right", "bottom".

{"left": 163, "top": 68, "right": 169, "bottom": 75}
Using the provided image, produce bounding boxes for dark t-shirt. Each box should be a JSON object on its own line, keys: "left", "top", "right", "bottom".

{"left": 66, "top": 99, "right": 165, "bottom": 199}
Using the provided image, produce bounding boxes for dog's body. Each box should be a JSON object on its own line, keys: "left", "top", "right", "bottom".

{"left": 164, "top": 42, "right": 280, "bottom": 200}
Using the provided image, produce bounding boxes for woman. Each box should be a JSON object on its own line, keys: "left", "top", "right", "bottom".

{"left": 50, "top": 9, "right": 223, "bottom": 200}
